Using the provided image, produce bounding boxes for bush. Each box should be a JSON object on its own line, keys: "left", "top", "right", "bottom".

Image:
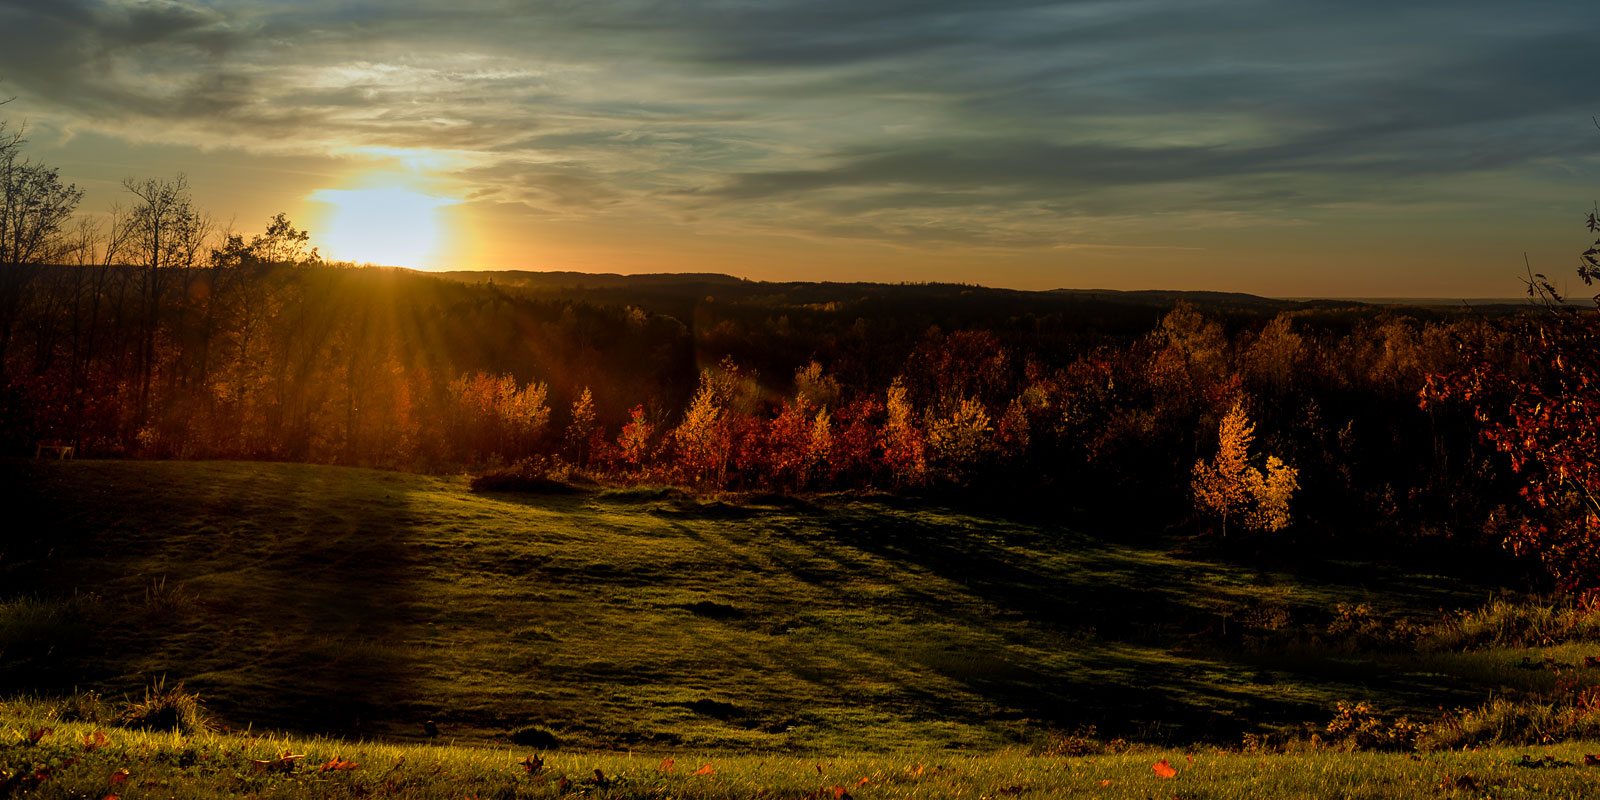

{"left": 53, "top": 690, "right": 108, "bottom": 724}
{"left": 1034, "top": 725, "right": 1129, "bottom": 756}
{"left": 508, "top": 726, "right": 561, "bottom": 748}
{"left": 118, "top": 678, "right": 208, "bottom": 735}
{"left": 1324, "top": 603, "right": 1427, "bottom": 651}
{"left": 1322, "top": 701, "right": 1423, "bottom": 751}
{"left": 470, "top": 456, "right": 589, "bottom": 494}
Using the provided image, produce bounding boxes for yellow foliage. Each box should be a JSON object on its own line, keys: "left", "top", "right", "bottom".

{"left": 1244, "top": 314, "right": 1303, "bottom": 395}
{"left": 881, "top": 378, "right": 927, "bottom": 487}
{"left": 1192, "top": 401, "right": 1298, "bottom": 534}
{"left": 925, "top": 396, "right": 993, "bottom": 484}
{"left": 672, "top": 369, "right": 734, "bottom": 486}
{"left": 806, "top": 406, "right": 833, "bottom": 473}
{"left": 1247, "top": 455, "right": 1300, "bottom": 532}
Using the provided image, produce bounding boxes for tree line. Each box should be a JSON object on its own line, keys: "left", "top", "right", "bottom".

{"left": 2, "top": 115, "right": 1596, "bottom": 594}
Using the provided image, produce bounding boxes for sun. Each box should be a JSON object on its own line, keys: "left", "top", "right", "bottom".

{"left": 308, "top": 185, "right": 460, "bottom": 268}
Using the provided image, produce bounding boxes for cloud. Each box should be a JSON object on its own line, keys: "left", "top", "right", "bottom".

{"left": 0, "top": 0, "right": 1594, "bottom": 253}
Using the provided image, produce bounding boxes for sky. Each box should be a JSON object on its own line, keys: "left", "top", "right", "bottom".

{"left": 0, "top": 0, "right": 1596, "bottom": 296}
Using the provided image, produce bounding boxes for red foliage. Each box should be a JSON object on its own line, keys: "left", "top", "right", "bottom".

{"left": 1424, "top": 313, "right": 1600, "bottom": 593}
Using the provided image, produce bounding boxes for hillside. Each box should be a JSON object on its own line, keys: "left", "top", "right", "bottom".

{"left": 1, "top": 460, "right": 1578, "bottom": 753}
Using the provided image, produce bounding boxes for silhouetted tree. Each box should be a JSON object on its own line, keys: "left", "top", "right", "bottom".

{"left": 0, "top": 122, "right": 81, "bottom": 379}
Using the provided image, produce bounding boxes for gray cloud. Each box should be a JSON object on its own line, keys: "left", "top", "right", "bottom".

{"left": 0, "top": 0, "right": 1594, "bottom": 250}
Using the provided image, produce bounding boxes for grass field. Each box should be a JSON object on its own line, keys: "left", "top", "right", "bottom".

{"left": 0, "top": 459, "right": 1595, "bottom": 757}
{"left": 4, "top": 709, "right": 1600, "bottom": 799}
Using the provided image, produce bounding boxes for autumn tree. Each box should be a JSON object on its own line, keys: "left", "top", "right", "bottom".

{"left": 806, "top": 405, "right": 833, "bottom": 484}
{"left": 448, "top": 372, "right": 551, "bottom": 460}
{"left": 1192, "top": 400, "right": 1299, "bottom": 535}
{"left": 993, "top": 395, "right": 1033, "bottom": 461}
{"left": 672, "top": 370, "right": 734, "bottom": 487}
{"left": 755, "top": 392, "right": 835, "bottom": 492}
{"left": 1243, "top": 314, "right": 1303, "bottom": 396}
{"left": 794, "top": 360, "right": 841, "bottom": 409}
{"left": 881, "top": 377, "right": 927, "bottom": 487}
{"left": 828, "top": 394, "right": 882, "bottom": 484}
{"left": 1422, "top": 215, "right": 1600, "bottom": 592}
{"left": 616, "top": 404, "right": 655, "bottom": 470}
{"left": 1149, "top": 302, "right": 1232, "bottom": 404}
{"left": 565, "top": 386, "right": 598, "bottom": 466}
{"left": 925, "top": 396, "right": 993, "bottom": 485}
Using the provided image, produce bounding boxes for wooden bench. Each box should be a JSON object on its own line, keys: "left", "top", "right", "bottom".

{"left": 34, "top": 441, "right": 75, "bottom": 460}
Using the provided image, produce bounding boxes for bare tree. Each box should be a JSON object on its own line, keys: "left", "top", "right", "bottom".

{"left": 0, "top": 120, "right": 83, "bottom": 378}
{"left": 116, "top": 174, "right": 207, "bottom": 425}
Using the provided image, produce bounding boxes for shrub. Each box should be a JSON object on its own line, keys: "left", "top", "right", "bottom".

{"left": 53, "top": 690, "right": 108, "bottom": 724}
{"left": 1323, "top": 701, "right": 1423, "bottom": 751}
{"left": 1034, "top": 725, "right": 1129, "bottom": 756}
{"left": 470, "top": 456, "right": 586, "bottom": 494}
{"left": 509, "top": 726, "right": 561, "bottom": 748}
{"left": 118, "top": 678, "right": 208, "bottom": 735}
{"left": 1325, "top": 603, "right": 1427, "bottom": 651}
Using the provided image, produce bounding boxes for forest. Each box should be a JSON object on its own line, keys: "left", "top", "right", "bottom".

{"left": 3, "top": 120, "right": 1599, "bottom": 600}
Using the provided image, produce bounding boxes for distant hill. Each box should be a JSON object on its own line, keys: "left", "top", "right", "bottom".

{"left": 436, "top": 270, "right": 1358, "bottom": 315}
{"left": 444, "top": 269, "right": 751, "bottom": 290}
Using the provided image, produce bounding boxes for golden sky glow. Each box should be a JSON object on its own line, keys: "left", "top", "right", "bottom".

{"left": 308, "top": 183, "right": 460, "bottom": 269}
{"left": 1, "top": 1, "right": 1596, "bottom": 295}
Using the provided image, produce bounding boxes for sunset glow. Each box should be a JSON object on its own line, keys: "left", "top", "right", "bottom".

{"left": 0, "top": 1, "right": 1595, "bottom": 293}
{"left": 308, "top": 185, "right": 460, "bottom": 269}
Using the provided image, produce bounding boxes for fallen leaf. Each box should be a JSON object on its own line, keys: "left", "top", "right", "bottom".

{"left": 658, "top": 757, "right": 675, "bottom": 773}
{"left": 856, "top": 776, "right": 871, "bottom": 787}
{"left": 319, "top": 757, "right": 359, "bottom": 772}
{"left": 251, "top": 753, "right": 304, "bottom": 774}
{"left": 26, "top": 727, "right": 52, "bottom": 745}
{"left": 832, "top": 786, "right": 852, "bottom": 800}
{"left": 83, "top": 730, "right": 109, "bottom": 751}
{"left": 693, "top": 763, "right": 716, "bottom": 776}
{"left": 109, "top": 769, "right": 129, "bottom": 786}
{"left": 1585, "top": 754, "right": 1600, "bottom": 766}
{"left": 1152, "top": 760, "right": 1178, "bottom": 779}
{"left": 1098, "top": 779, "right": 1113, "bottom": 787}
{"left": 521, "top": 755, "right": 544, "bottom": 775}
{"left": 101, "top": 795, "right": 119, "bottom": 800}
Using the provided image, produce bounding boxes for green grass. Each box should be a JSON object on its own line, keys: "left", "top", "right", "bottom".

{"left": 4, "top": 709, "right": 1600, "bottom": 799}
{"left": 0, "top": 459, "right": 1594, "bottom": 753}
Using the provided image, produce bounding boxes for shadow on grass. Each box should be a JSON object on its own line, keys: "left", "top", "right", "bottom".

{"left": 0, "top": 462, "right": 1530, "bottom": 750}
{"left": 0, "top": 460, "right": 425, "bottom": 737}
{"left": 794, "top": 500, "right": 1491, "bottom": 742}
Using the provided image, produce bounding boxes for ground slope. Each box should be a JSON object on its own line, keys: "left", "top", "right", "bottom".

{"left": 0, "top": 460, "right": 1546, "bottom": 751}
